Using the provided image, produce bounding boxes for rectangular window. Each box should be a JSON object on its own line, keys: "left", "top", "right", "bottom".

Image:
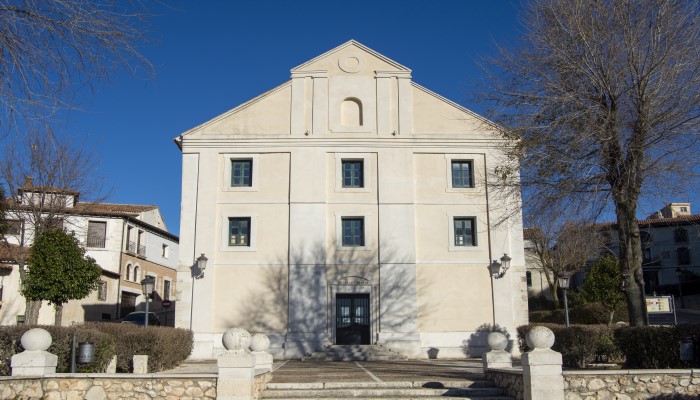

{"left": 526, "top": 271, "right": 532, "bottom": 288}
{"left": 454, "top": 218, "right": 476, "bottom": 246}
{"left": 162, "top": 244, "right": 169, "bottom": 258}
{"left": 231, "top": 160, "right": 253, "bottom": 187}
{"left": 675, "top": 228, "right": 689, "bottom": 243}
{"left": 678, "top": 247, "right": 691, "bottom": 265}
{"left": 342, "top": 160, "right": 364, "bottom": 188}
{"left": 662, "top": 251, "right": 671, "bottom": 259}
{"left": 4, "top": 220, "right": 22, "bottom": 235}
{"left": 87, "top": 221, "right": 107, "bottom": 248}
{"left": 229, "top": 217, "right": 251, "bottom": 246}
{"left": 137, "top": 230, "right": 145, "bottom": 256}
{"left": 163, "top": 280, "right": 171, "bottom": 301}
{"left": 451, "top": 160, "right": 473, "bottom": 188}
{"left": 98, "top": 281, "right": 107, "bottom": 301}
{"left": 342, "top": 218, "right": 364, "bottom": 246}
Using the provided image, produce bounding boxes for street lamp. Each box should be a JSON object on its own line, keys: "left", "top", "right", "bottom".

{"left": 190, "top": 254, "right": 208, "bottom": 331}
{"left": 676, "top": 268, "right": 686, "bottom": 308}
{"left": 140, "top": 275, "right": 155, "bottom": 328}
{"left": 488, "top": 253, "right": 512, "bottom": 279}
{"left": 558, "top": 272, "right": 572, "bottom": 327}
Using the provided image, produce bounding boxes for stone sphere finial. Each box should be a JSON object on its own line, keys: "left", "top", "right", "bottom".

{"left": 487, "top": 331, "right": 508, "bottom": 351}
{"left": 222, "top": 328, "right": 252, "bottom": 354}
{"left": 20, "top": 328, "right": 52, "bottom": 352}
{"left": 250, "top": 333, "right": 270, "bottom": 352}
{"left": 526, "top": 326, "right": 556, "bottom": 349}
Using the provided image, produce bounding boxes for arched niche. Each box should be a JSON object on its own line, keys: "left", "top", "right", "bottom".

{"left": 341, "top": 98, "right": 363, "bottom": 127}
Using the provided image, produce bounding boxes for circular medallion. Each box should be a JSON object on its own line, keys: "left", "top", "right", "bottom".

{"left": 339, "top": 54, "right": 363, "bottom": 73}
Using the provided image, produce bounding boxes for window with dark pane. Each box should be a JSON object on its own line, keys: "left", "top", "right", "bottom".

{"left": 229, "top": 217, "right": 251, "bottom": 246}
{"left": 454, "top": 217, "right": 476, "bottom": 246}
{"left": 678, "top": 247, "right": 691, "bottom": 265}
{"left": 342, "top": 218, "right": 364, "bottom": 246}
{"left": 342, "top": 160, "right": 364, "bottom": 188}
{"left": 451, "top": 160, "right": 473, "bottom": 188}
{"left": 231, "top": 159, "right": 253, "bottom": 187}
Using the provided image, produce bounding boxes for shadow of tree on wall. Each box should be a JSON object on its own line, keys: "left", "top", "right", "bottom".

{"left": 463, "top": 323, "right": 514, "bottom": 358}
{"left": 219, "top": 240, "right": 434, "bottom": 357}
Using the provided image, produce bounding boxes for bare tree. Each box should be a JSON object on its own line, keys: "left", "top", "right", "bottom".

{"left": 0, "top": 0, "right": 153, "bottom": 132}
{"left": 482, "top": 0, "right": 700, "bottom": 325}
{"left": 0, "top": 131, "right": 106, "bottom": 324}
{"left": 525, "top": 201, "right": 606, "bottom": 308}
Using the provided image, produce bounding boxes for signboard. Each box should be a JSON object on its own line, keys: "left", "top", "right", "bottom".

{"left": 646, "top": 296, "right": 672, "bottom": 313}
{"left": 162, "top": 300, "right": 172, "bottom": 309}
{"left": 646, "top": 296, "right": 676, "bottom": 325}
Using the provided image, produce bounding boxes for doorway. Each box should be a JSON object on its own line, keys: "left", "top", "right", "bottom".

{"left": 335, "top": 293, "right": 370, "bottom": 345}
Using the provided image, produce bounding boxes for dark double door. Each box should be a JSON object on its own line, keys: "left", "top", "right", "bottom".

{"left": 336, "top": 294, "right": 370, "bottom": 345}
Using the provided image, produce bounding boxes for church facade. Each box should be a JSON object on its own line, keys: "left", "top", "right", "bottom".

{"left": 174, "top": 41, "right": 527, "bottom": 359}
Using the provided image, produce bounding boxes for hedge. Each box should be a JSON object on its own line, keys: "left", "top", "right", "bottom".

{"left": 85, "top": 323, "right": 193, "bottom": 373}
{"left": 517, "top": 323, "right": 620, "bottom": 368}
{"left": 0, "top": 323, "right": 192, "bottom": 375}
{"left": 0, "top": 325, "right": 115, "bottom": 375}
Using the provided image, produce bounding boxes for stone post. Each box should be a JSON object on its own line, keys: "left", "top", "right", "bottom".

{"left": 250, "top": 333, "right": 273, "bottom": 373}
{"left": 217, "top": 328, "right": 255, "bottom": 400}
{"left": 522, "top": 326, "right": 564, "bottom": 400}
{"left": 133, "top": 355, "right": 148, "bottom": 374}
{"left": 482, "top": 331, "right": 513, "bottom": 370}
{"left": 11, "top": 328, "right": 58, "bottom": 376}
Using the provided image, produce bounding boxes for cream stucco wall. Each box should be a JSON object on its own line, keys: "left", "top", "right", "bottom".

{"left": 176, "top": 40, "right": 526, "bottom": 360}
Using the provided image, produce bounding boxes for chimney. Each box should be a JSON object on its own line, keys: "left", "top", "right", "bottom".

{"left": 24, "top": 177, "right": 34, "bottom": 187}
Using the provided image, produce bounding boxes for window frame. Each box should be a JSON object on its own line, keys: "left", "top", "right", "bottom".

{"left": 444, "top": 155, "right": 480, "bottom": 193}
{"left": 675, "top": 228, "right": 689, "bottom": 243}
{"left": 220, "top": 214, "right": 257, "bottom": 252}
{"left": 230, "top": 159, "right": 253, "bottom": 187}
{"left": 341, "top": 217, "right": 365, "bottom": 247}
{"left": 678, "top": 247, "right": 691, "bottom": 265}
{"left": 447, "top": 214, "right": 481, "bottom": 252}
{"left": 4, "top": 219, "right": 22, "bottom": 236}
{"left": 341, "top": 160, "right": 364, "bottom": 188}
{"left": 335, "top": 212, "right": 372, "bottom": 251}
{"left": 453, "top": 217, "right": 477, "bottom": 247}
{"left": 335, "top": 153, "right": 371, "bottom": 193}
{"left": 163, "top": 279, "right": 171, "bottom": 301}
{"left": 223, "top": 154, "right": 260, "bottom": 192}
{"left": 87, "top": 220, "right": 107, "bottom": 248}
{"left": 228, "top": 217, "right": 252, "bottom": 247}
{"left": 97, "top": 281, "right": 107, "bottom": 301}
{"left": 451, "top": 160, "right": 474, "bottom": 188}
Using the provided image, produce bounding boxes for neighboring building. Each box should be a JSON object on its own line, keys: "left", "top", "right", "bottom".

{"left": 174, "top": 40, "right": 526, "bottom": 360}
{"left": 523, "top": 228, "right": 552, "bottom": 301}
{"left": 606, "top": 203, "right": 700, "bottom": 294}
{"left": 0, "top": 184, "right": 179, "bottom": 326}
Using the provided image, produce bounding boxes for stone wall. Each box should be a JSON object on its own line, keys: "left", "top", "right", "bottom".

{"left": 486, "top": 368, "right": 524, "bottom": 400}
{"left": 0, "top": 375, "right": 217, "bottom": 400}
{"left": 563, "top": 370, "right": 700, "bottom": 399}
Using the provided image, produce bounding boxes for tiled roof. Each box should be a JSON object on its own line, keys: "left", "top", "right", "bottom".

{"left": 0, "top": 244, "right": 27, "bottom": 265}
{"left": 73, "top": 202, "right": 158, "bottom": 216}
{"left": 18, "top": 185, "right": 79, "bottom": 196}
{"left": 599, "top": 214, "right": 700, "bottom": 229}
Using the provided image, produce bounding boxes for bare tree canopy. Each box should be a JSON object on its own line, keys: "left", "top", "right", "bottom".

{"left": 0, "top": 0, "right": 152, "bottom": 131}
{"left": 482, "top": 0, "right": 700, "bottom": 325}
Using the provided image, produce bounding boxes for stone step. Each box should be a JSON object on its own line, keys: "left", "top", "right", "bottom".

{"left": 302, "top": 345, "right": 408, "bottom": 361}
{"left": 263, "top": 387, "right": 505, "bottom": 398}
{"left": 266, "top": 381, "right": 496, "bottom": 390}
{"left": 262, "top": 397, "right": 514, "bottom": 400}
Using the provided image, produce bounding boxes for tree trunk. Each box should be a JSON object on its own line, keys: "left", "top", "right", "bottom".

{"left": 24, "top": 300, "right": 41, "bottom": 324}
{"left": 615, "top": 200, "right": 648, "bottom": 326}
{"left": 54, "top": 304, "right": 63, "bottom": 326}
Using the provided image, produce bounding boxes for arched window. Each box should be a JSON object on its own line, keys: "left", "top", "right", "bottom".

{"left": 126, "top": 264, "right": 132, "bottom": 281}
{"left": 134, "top": 266, "right": 140, "bottom": 282}
{"left": 341, "top": 98, "right": 363, "bottom": 126}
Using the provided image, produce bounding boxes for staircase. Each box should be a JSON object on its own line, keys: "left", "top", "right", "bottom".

{"left": 262, "top": 380, "right": 513, "bottom": 399}
{"left": 302, "top": 345, "right": 408, "bottom": 361}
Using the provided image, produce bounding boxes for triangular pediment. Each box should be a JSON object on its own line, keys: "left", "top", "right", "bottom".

{"left": 291, "top": 40, "right": 411, "bottom": 77}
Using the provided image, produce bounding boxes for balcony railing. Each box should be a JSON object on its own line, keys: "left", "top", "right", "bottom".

{"left": 87, "top": 236, "right": 106, "bottom": 248}
{"left": 127, "top": 241, "right": 136, "bottom": 254}
{"left": 138, "top": 244, "right": 146, "bottom": 257}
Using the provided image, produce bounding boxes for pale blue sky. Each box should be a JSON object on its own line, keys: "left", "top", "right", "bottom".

{"left": 19, "top": 1, "right": 698, "bottom": 235}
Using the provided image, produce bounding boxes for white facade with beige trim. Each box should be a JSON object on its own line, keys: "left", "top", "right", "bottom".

{"left": 174, "top": 40, "right": 527, "bottom": 359}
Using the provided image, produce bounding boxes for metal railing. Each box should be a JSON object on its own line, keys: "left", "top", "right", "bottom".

{"left": 127, "top": 241, "right": 136, "bottom": 253}
{"left": 86, "top": 236, "right": 106, "bottom": 248}
{"left": 138, "top": 244, "right": 146, "bottom": 257}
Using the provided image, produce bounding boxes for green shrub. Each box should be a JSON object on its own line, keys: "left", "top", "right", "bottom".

{"left": 517, "top": 324, "right": 618, "bottom": 368}
{"left": 528, "top": 309, "right": 565, "bottom": 324}
{"left": 0, "top": 325, "right": 115, "bottom": 375}
{"left": 86, "top": 323, "right": 193, "bottom": 373}
{"left": 614, "top": 326, "right": 686, "bottom": 369}
{"left": 0, "top": 323, "right": 192, "bottom": 375}
{"left": 569, "top": 303, "right": 610, "bottom": 324}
